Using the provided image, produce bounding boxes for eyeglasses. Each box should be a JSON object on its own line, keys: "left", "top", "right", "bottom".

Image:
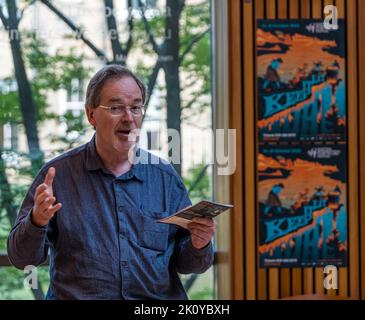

{"left": 98, "top": 104, "right": 146, "bottom": 117}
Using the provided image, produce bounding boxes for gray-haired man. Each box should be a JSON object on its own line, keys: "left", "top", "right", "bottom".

{"left": 8, "top": 65, "right": 216, "bottom": 300}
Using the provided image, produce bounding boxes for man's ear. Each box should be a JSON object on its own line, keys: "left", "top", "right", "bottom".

{"left": 86, "top": 107, "right": 97, "bottom": 127}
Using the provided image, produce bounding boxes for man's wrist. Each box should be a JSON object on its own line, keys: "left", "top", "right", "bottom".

{"left": 188, "top": 239, "right": 213, "bottom": 256}
{"left": 30, "top": 209, "right": 48, "bottom": 228}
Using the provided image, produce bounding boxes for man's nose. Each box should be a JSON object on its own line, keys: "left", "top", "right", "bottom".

{"left": 120, "top": 108, "right": 134, "bottom": 122}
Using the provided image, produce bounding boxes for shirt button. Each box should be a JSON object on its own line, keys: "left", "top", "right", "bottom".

{"left": 119, "top": 234, "right": 125, "bottom": 239}
{"left": 121, "top": 261, "right": 127, "bottom": 266}
{"left": 118, "top": 206, "right": 123, "bottom": 212}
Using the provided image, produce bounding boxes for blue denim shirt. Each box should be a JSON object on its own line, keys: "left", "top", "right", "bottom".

{"left": 7, "top": 136, "right": 214, "bottom": 300}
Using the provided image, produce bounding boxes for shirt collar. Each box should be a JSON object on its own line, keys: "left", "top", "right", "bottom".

{"left": 85, "top": 134, "right": 144, "bottom": 182}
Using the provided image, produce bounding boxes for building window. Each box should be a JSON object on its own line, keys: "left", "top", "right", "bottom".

{"left": 66, "top": 78, "right": 84, "bottom": 103}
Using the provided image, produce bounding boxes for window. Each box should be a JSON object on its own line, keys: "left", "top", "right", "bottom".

{"left": 66, "top": 78, "right": 84, "bottom": 103}
{"left": 0, "top": 0, "right": 214, "bottom": 300}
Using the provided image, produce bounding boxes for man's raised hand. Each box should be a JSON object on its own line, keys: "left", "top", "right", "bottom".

{"left": 31, "top": 167, "right": 62, "bottom": 227}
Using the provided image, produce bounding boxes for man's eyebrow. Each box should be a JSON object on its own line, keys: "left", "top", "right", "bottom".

{"left": 107, "top": 97, "right": 123, "bottom": 103}
{"left": 107, "top": 97, "right": 143, "bottom": 103}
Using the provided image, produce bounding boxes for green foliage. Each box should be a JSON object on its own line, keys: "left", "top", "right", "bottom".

{"left": 0, "top": 25, "right": 91, "bottom": 300}
{"left": 189, "top": 286, "right": 213, "bottom": 300}
{"left": 23, "top": 32, "right": 90, "bottom": 91}
{"left": 133, "top": 1, "right": 211, "bottom": 111}
{"left": 183, "top": 163, "right": 211, "bottom": 204}
{"left": 50, "top": 109, "right": 90, "bottom": 151}
{"left": 180, "top": 1, "right": 211, "bottom": 76}
{"left": 0, "top": 79, "right": 22, "bottom": 124}
{"left": 0, "top": 0, "right": 213, "bottom": 300}
{"left": 0, "top": 266, "right": 50, "bottom": 300}
{"left": 22, "top": 32, "right": 91, "bottom": 121}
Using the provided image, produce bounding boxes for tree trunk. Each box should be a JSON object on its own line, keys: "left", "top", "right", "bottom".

{"left": 6, "top": 0, "right": 43, "bottom": 170}
{"left": 0, "top": 155, "right": 17, "bottom": 226}
{"left": 163, "top": 0, "right": 184, "bottom": 176}
{"left": 3, "top": 1, "right": 45, "bottom": 300}
{"left": 104, "top": 0, "right": 125, "bottom": 64}
{"left": 165, "top": 67, "right": 182, "bottom": 175}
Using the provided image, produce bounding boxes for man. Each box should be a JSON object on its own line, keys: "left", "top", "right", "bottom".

{"left": 7, "top": 65, "right": 216, "bottom": 300}
{"left": 263, "top": 58, "right": 283, "bottom": 91}
{"left": 264, "top": 183, "right": 284, "bottom": 216}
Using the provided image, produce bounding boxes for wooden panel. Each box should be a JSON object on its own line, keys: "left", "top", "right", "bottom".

{"left": 311, "top": 0, "right": 322, "bottom": 18}
{"left": 292, "top": 269, "right": 303, "bottom": 295}
{"left": 256, "top": 0, "right": 268, "bottom": 300}
{"left": 347, "top": 0, "right": 360, "bottom": 300}
{"left": 338, "top": 267, "right": 348, "bottom": 297}
{"left": 315, "top": 268, "right": 324, "bottom": 294}
{"left": 257, "top": 267, "right": 267, "bottom": 300}
{"left": 303, "top": 269, "right": 313, "bottom": 294}
{"left": 336, "top": 0, "right": 348, "bottom": 298}
{"left": 300, "top": 0, "right": 311, "bottom": 18}
{"left": 265, "top": 0, "right": 279, "bottom": 300}
{"left": 315, "top": 0, "right": 325, "bottom": 295}
{"left": 243, "top": 0, "right": 256, "bottom": 300}
{"left": 266, "top": 0, "right": 276, "bottom": 19}
{"left": 336, "top": 0, "right": 345, "bottom": 18}
{"left": 256, "top": 0, "right": 264, "bottom": 19}
{"left": 323, "top": 0, "right": 334, "bottom": 19}
{"left": 280, "top": 269, "right": 291, "bottom": 298}
{"left": 228, "top": 0, "right": 244, "bottom": 300}
{"left": 277, "top": 0, "right": 288, "bottom": 19}
{"left": 225, "top": 0, "right": 365, "bottom": 300}
{"left": 277, "top": 0, "right": 291, "bottom": 299}
{"left": 359, "top": 0, "right": 365, "bottom": 301}
{"left": 305, "top": 0, "right": 323, "bottom": 295}
{"left": 307, "top": 0, "right": 337, "bottom": 298}
{"left": 324, "top": 0, "right": 334, "bottom": 6}
{"left": 269, "top": 269, "right": 280, "bottom": 299}
{"left": 289, "top": 0, "right": 299, "bottom": 18}
{"left": 294, "top": 0, "right": 312, "bottom": 297}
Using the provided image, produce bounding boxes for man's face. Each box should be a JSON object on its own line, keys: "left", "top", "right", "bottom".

{"left": 86, "top": 76, "right": 143, "bottom": 156}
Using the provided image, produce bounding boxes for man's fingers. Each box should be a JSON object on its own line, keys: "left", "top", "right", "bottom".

{"left": 31, "top": 194, "right": 61, "bottom": 227}
{"left": 189, "top": 229, "right": 210, "bottom": 242}
{"left": 35, "top": 184, "right": 47, "bottom": 198}
{"left": 35, "top": 190, "right": 50, "bottom": 207}
{"left": 189, "top": 227, "right": 210, "bottom": 240}
{"left": 191, "top": 217, "right": 215, "bottom": 227}
{"left": 39, "top": 196, "right": 56, "bottom": 212}
{"left": 41, "top": 203, "right": 62, "bottom": 220}
{"left": 47, "top": 203, "right": 62, "bottom": 216}
{"left": 44, "top": 167, "right": 55, "bottom": 188}
{"left": 188, "top": 222, "right": 214, "bottom": 234}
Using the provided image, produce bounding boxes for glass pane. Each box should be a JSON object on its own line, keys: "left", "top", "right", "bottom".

{"left": 0, "top": 0, "right": 214, "bottom": 300}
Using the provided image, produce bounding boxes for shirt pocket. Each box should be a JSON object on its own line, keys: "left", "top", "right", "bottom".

{"left": 138, "top": 209, "right": 170, "bottom": 252}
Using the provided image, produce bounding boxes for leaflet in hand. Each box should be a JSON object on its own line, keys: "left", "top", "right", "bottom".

{"left": 158, "top": 200, "right": 233, "bottom": 229}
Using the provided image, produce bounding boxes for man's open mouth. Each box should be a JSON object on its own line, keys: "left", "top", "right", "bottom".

{"left": 117, "top": 129, "right": 131, "bottom": 135}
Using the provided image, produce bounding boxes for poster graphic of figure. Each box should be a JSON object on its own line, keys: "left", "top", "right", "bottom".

{"left": 257, "top": 20, "right": 347, "bottom": 268}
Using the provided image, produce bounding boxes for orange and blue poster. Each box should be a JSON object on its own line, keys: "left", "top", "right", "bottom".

{"left": 257, "top": 20, "right": 347, "bottom": 268}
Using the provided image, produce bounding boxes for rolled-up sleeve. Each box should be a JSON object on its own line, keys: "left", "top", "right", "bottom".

{"left": 7, "top": 168, "right": 51, "bottom": 269}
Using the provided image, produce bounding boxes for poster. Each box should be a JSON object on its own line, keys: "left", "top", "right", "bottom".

{"left": 257, "top": 20, "right": 347, "bottom": 268}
